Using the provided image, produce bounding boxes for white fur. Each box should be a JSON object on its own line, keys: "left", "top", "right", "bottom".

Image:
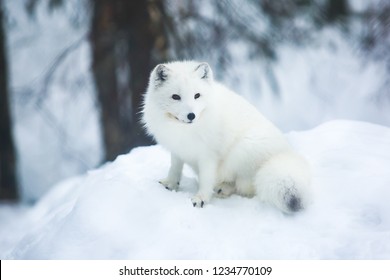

{"left": 142, "top": 61, "right": 311, "bottom": 213}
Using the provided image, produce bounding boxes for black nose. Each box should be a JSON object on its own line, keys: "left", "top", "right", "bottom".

{"left": 187, "top": 113, "right": 196, "bottom": 121}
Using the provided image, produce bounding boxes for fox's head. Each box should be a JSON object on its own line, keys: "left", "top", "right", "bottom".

{"left": 145, "top": 61, "right": 213, "bottom": 124}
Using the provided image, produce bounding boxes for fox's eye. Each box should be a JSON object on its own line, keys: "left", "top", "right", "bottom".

{"left": 194, "top": 93, "right": 201, "bottom": 99}
{"left": 172, "top": 94, "right": 181, "bottom": 100}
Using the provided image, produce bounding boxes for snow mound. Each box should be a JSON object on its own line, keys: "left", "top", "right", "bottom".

{"left": 7, "top": 120, "right": 390, "bottom": 259}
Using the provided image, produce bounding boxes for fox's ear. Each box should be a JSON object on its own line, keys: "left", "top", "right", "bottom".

{"left": 194, "top": 62, "right": 213, "bottom": 81}
{"left": 152, "top": 64, "right": 170, "bottom": 86}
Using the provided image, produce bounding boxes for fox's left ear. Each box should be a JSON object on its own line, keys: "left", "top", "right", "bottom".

{"left": 194, "top": 62, "right": 213, "bottom": 81}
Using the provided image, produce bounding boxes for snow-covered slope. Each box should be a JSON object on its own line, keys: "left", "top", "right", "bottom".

{"left": 4, "top": 120, "right": 390, "bottom": 259}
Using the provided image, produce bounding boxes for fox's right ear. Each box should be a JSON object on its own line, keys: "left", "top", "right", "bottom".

{"left": 152, "top": 64, "right": 170, "bottom": 86}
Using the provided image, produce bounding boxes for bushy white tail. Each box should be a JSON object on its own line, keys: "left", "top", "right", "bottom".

{"left": 255, "top": 152, "right": 311, "bottom": 213}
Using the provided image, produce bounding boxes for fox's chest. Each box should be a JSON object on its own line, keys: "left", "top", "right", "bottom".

{"left": 152, "top": 117, "right": 221, "bottom": 164}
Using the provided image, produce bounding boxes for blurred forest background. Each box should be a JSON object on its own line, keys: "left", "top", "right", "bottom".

{"left": 1, "top": 0, "right": 390, "bottom": 203}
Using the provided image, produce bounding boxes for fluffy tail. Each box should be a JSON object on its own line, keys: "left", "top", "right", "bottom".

{"left": 255, "top": 152, "right": 311, "bottom": 213}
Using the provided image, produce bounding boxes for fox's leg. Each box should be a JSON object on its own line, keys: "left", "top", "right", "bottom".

{"left": 191, "top": 159, "right": 217, "bottom": 208}
{"left": 159, "top": 153, "right": 183, "bottom": 191}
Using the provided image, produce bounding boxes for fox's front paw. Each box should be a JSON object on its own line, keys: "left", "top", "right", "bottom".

{"left": 159, "top": 179, "right": 179, "bottom": 191}
{"left": 191, "top": 194, "right": 210, "bottom": 208}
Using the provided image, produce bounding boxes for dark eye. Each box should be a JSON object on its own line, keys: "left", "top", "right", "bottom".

{"left": 172, "top": 94, "right": 181, "bottom": 100}
{"left": 194, "top": 93, "right": 201, "bottom": 99}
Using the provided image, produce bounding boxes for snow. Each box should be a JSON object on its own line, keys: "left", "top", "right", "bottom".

{"left": 1, "top": 120, "right": 390, "bottom": 259}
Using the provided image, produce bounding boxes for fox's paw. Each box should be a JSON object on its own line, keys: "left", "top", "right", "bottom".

{"left": 158, "top": 179, "right": 179, "bottom": 191}
{"left": 191, "top": 194, "right": 210, "bottom": 208}
{"left": 191, "top": 196, "right": 205, "bottom": 208}
{"left": 215, "top": 183, "right": 235, "bottom": 198}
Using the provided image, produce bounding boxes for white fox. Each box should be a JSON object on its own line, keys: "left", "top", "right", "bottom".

{"left": 142, "top": 61, "right": 311, "bottom": 213}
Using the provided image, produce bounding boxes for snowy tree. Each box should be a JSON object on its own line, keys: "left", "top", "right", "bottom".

{"left": 0, "top": 0, "right": 18, "bottom": 201}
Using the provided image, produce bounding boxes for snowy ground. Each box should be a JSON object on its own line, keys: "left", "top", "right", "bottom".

{"left": 1, "top": 120, "right": 390, "bottom": 259}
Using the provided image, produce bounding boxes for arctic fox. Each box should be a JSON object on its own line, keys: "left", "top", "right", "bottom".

{"left": 142, "top": 61, "right": 311, "bottom": 213}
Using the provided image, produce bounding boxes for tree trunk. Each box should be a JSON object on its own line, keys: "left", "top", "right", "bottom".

{"left": 90, "top": 0, "right": 168, "bottom": 161}
{"left": 0, "top": 1, "right": 18, "bottom": 201}
{"left": 325, "top": 0, "right": 349, "bottom": 23}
